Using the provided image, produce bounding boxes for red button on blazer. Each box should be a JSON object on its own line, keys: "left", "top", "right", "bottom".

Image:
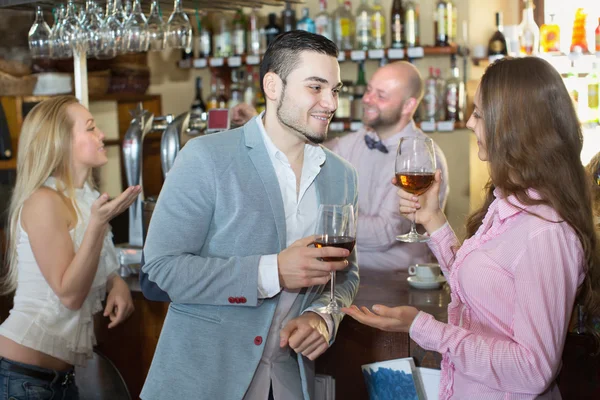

{"left": 228, "top": 297, "right": 235, "bottom": 304}
{"left": 240, "top": 297, "right": 247, "bottom": 304}
{"left": 254, "top": 336, "right": 263, "bottom": 345}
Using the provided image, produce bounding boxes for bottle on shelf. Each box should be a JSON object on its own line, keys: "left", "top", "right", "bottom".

{"left": 334, "top": 81, "right": 353, "bottom": 123}
{"left": 216, "top": 78, "right": 229, "bottom": 109}
{"left": 207, "top": 74, "right": 219, "bottom": 110}
{"left": 488, "top": 12, "right": 508, "bottom": 60}
{"left": 229, "top": 69, "right": 243, "bottom": 110}
{"left": 352, "top": 61, "right": 366, "bottom": 122}
{"left": 518, "top": 0, "right": 539, "bottom": 55}
{"left": 588, "top": 63, "right": 599, "bottom": 123}
{"left": 297, "top": 7, "right": 316, "bottom": 33}
{"left": 435, "top": 68, "right": 445, "bottom": 121}
{"left": 423, "top": 67, "right": 438, "bottom": 122}
{"left": 594, "top": 17, "right": 600, "bottom": 52}
{"left": 445, "top": 54, "right": 465, "bottom": 122}
{"left": 191, "top": 76, "right": 207, "bottom": 118}
{"left": 355, "top": 0, "right": 373, "bottom": 51}
{"left": 371, "top": 0, "right": 386, "bottom": 50}
{"left": 243, "top": 67, "right": 256, "bottom": 107}
{"left": 333, "top": 0, "right": 354, "bottom": 51}
{"left": 265, "top": 13, "right": 282, "bottom": 48}
{"left": 247, "top": 8, "right": 261, "bottom": 56}
{"left": 540, "top": 14, "right": 560, "bottom": 53}
{"left": 315, "top": 0, "right": 333, "bottom": 41}
{"left": 181, "top": 47, "right": 193, "bottom": 61}
{"left": 570, "top": 8, "right": 588, "bottom": 53}
{"left": 390, "top": 0, "right": 405, "bottom": 49}
{"left": 232, "top": 9, "right": 246, "bottom": 56}
{"left": 565, "top": 60, "right": 579, "bottom": 110}
{"left": 282, "top": 1, "right": 297, "bottom": 32}
{"left": 449, "top": 0, "right": 457, "bottom": 45}
{"left": 214, "top": 12, "right": 232, "bottom": 57}
{"left": 197, "top": 13, "right": 211, "bottom": 58}
{"left": 434, "top": 0, "right": 450, "bottom": 47}
{"left": 404, "top": 0, "right": 420, "bottom": 48}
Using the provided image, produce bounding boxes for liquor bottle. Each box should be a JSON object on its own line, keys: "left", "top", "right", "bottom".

{"left": 371, "top": 0, "right": 386, "bottom": 49}
{"left": 216, "top": 78, "right": 228, "bottom": 109}
{"left": 423, "top": 67, "right": 438, "bottom": 122}
{"left": 404, "top": 0, "right": 420, "bottom": 48}
{"left": 207, "top": 75, "right": 219, "bottom": 110}
{"left": 570, "top": 8, "right": 588, "bottom": 53}
{"left": 333, "top": 0, "right": 354, "bottom": 51}
{"left": 355, "top": 0, "right": 372, "bottom": 50}
{"left": 297, "top": 7, "right": 316, "bottom": 33}
{"left": 232, "top": 9, "right": 246, "bottom": 56}
{"left": 445, "top": 54, "right": 465, "bottom": 122}
{"left": 565, "top": 61, "right": 579, "bottom": 110}
{"left": 191, "top": 77, "right": 207, "bottom": 118}
{"left": 540, "top": 14, "right": 560, "bottom": 53}
{"left": 488, "top": 12, "right": 508, "bottom": 58}
{"left": 229, "top": 70, "right": 243, "bottom": 110}
{"left": 588, "top": 63, "right": 599, "bottom": 123}
{"left": 434, "top": 0, "right": 449, "bottom": 47}
{"left": 315, "top": 0, "right": 333, "bottom": 41}
{"left": 265, "top": 13, "right": 281, "bottom": 48}
{"left": 197, "top": 14, "right": 211, "bottom": 58}
{"left": 352, "top": 61, "right": 366, "bottom": 122}
{"left": 281, "top": 1, "right": 296, "bottom": 32}
{"left": 519, "top": 0, "right": 539, "bottom": 55}
{"left": 243, "top": 67, "right": 256, "bottom": 107}
{"left": 390, "top": 0, "right": 404, "bottom": 49}
{"left": 247, "top": 8, "right": 261, "bottom": 56}
{"left": 214, "top": 12, "right": 232, "bottom": 57}
{"left": 594, "top": 17, "right": 600, "bottom": 53}
{"left": 334, "top": 81, "right": 353, "bottom": 123}
{"left": 435, "top": 68, "right": 446, "bottom": 121}
{"left": 450, "top": 0, "right": 457, "bottom": 44}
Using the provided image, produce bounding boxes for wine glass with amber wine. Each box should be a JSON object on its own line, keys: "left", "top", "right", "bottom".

{"left": 394, "top": 137, "right": 436, "bottom": 243}
{"left": 314, "top": 204, "right": 356, "bottom": 315}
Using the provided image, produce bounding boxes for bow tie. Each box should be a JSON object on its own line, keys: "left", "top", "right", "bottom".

{"left": 364, "top": 135, "right": 389, "bottom": 153}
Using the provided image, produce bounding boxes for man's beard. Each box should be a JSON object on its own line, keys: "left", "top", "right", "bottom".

{"left": 362, "top": 102, "right": 404, "bottom": 130}
{"left": 276, "top": 87, "right": 329, "bottom": 144}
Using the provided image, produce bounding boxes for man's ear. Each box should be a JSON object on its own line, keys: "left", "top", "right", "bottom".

{"left": 402, "top": 97, "right": 418, "bottom": 116}
{"left": 263, "top": 72, "right": 282, "bottom": 102}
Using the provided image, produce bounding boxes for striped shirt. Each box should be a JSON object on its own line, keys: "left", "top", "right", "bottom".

{"left": 410, "top": 188, "right": 584, "bottom": 399}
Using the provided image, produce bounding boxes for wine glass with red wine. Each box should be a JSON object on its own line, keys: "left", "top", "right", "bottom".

{"left": 394, "top": 137, "right": 436, "bottom": 243}
{"left": 314, "top": 204, "right": 356, "bottom": 315}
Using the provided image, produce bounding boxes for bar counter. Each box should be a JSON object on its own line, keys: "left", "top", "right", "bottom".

{"left": 93, "top": 271, "right": 450, "bottom": 400}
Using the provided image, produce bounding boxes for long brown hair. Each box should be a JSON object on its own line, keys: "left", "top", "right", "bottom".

{"left": 466, "top": 57, "right": 600, "bottom": 346}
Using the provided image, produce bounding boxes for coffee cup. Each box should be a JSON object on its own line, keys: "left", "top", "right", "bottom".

{"left": 408, "top": 263, "right": 441, "bottom": 282}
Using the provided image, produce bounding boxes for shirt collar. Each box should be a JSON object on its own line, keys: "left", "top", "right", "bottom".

{"left": 493, "top": 187, "right": 543, "bottom": 221}
{"left": 255, "top": 112, "right": 326, "bottom": 167}
{"left": 364, "top": 120, "right": 421, "bottom": 150}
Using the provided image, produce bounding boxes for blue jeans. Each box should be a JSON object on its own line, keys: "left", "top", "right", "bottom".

{"left": 0, "top": 357, "right": 79, "bottom": 400}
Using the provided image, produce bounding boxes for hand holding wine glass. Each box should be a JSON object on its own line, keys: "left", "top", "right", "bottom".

{"left": 313, "top": 204, "right": 356, "bottom": 315}
{"left": 393, "top": 137, "right": 436, "bottom": 243}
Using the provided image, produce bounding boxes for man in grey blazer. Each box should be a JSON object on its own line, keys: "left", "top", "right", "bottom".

{"left": 140, "top": 31, "right": 360, "bottom": 400}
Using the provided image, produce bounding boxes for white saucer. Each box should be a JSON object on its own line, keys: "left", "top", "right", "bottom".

{"left": 407, "top": 275, "right": 446, "bottom": 290}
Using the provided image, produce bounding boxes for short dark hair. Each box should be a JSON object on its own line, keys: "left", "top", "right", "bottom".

{"left": 259, "top": 30, "right": 339, "bottom": 94}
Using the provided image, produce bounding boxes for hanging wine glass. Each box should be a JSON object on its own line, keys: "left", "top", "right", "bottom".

{"left": 166, "top": 0, "right": 192, "bottom": 50}
{"left": 96, "top": 0, "right": 122, "bottom": 59}
{"left": 146, "top": 0, "right": 166, "bottom": 51}
{"left": 59, "top": 0, "right": 84, "bottom": 56}
{"left": 81, "top": 0, "right": 103, "bottom": 57}
{"left": 112, "top": 0, "right": 128, "bottom": 54}
{"left": 124, "top": 0, "right": 149, "bottom": 53}
{"left": 49, "top": 5, "right": 68, "bottom": 59}
{"left": 28, "top": 6, "right": 52, "bottom": 59}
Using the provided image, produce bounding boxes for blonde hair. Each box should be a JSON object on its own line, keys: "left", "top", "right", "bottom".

{"left": 1, "top": 95, "right": 93, "bottom": 294}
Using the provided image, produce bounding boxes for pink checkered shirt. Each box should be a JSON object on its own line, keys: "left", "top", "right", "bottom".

{"left": 409, "top": 188, "right": 584, "bottom": 399}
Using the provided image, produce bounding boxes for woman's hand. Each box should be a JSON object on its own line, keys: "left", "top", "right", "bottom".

{"left": 104, "top": 276, "right": 135, "bottom": 329}
{"left": 341, "top": 304, "right": 420, "bottom": 333}
{"left": 392, "top": 169, "right": 447, "bottom": 233}
{"left": 90, "top": 186, "right": 142, "bottom": 228}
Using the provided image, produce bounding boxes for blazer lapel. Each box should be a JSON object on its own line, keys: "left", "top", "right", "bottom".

{"left": 244, "top": 119, "right": 287, "bottom": 250}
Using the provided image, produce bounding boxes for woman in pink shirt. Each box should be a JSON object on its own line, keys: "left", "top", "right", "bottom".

{"left": 343, "top": 57, "right": 600, "bottom": 399}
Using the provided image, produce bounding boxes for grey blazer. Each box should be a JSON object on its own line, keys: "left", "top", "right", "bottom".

{"left": 140, "top": 117, "right": 360, "bottom": 400}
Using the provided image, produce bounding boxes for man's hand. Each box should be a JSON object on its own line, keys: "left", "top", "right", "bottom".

{"left": 278, "top": 236, "right": 350, "bottom": 290}
{"left": 280, "top": 313, "right": 330, "bottom": 361}
{"left": 104, "top": 276, "right": 135, "bottom": 329}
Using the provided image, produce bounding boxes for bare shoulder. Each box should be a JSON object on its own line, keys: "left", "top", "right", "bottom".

{"left": 21, "top": 187, "right": 73, "bottom": 233}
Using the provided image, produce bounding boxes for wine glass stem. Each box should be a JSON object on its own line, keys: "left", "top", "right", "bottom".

{"left": 410, "top": 213, "right": 419, "bottom": 236}
{"left": 329, "top": 271, "right": 336, "bottom": 305}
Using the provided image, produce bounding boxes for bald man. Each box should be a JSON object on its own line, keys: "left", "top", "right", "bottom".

{"left": 329, "top": 61, "right": 449, "bottom": 272}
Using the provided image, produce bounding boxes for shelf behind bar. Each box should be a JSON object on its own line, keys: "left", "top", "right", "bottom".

{"left": 179, "top": 46, "right": 459, "bottom": 69}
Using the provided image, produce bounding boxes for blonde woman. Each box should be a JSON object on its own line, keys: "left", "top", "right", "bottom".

{"left": 0, "top": 96, "right": 140, "bottom": 399}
